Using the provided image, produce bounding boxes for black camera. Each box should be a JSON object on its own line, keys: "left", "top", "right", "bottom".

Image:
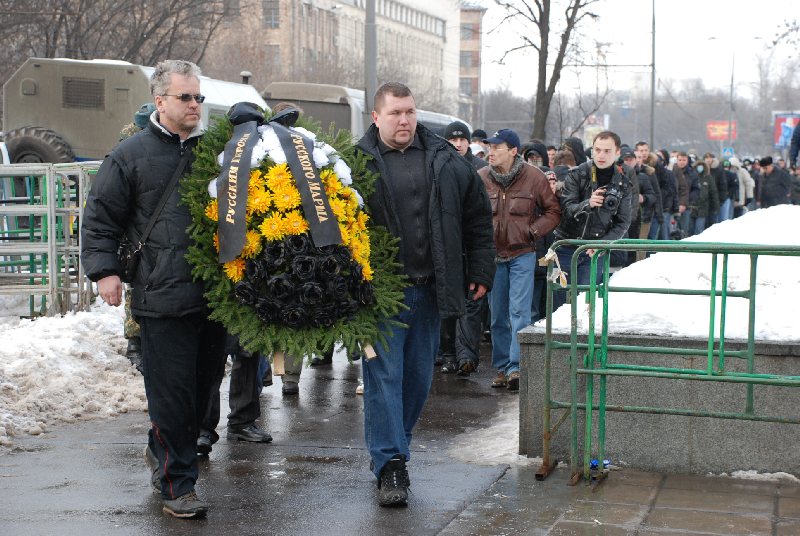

{"left": 602, "top": 184, "right": 622, "bottom": 211}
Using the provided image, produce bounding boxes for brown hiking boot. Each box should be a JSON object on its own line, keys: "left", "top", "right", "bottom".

{"left": 491, "top": 371, "right": 507, "bottom": 388}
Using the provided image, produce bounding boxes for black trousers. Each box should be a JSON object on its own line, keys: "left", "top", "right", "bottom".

{"left": 456, "top": 294, "right": 487, "bottom": 366}
{"left": 227, "top": 353, "right": 261, "bottom": 429}
{"left": 139, "top": 314, "right": 226, "bottom": 499}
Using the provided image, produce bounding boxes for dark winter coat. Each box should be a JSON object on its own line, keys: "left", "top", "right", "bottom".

{"left": 81, "top": 118, "right": 205, "bottom": 318}
{"left": 692, "top": 164, "right": 720, "bottom": 218}
{"left": 640, "top": 164, "right": 661, "bottom": 222}
{"left": 760, "top": 167, "right": 793, "bottom": 208}
{"left": 554, "top": 161, "right": 633, "bottom": 241}
{"left": 656, "top": 162, "right": 678, "bottom": 213}
{"left": 791, "top": 124, "right": 800, "bottom": 168}
{"left": 709, "top": 159, "right": 729, "bottom": 202}
{"left": 636, "top": 167, "right": 658, "bottom": 223}
{"left": 479, "top": 161, "right": 561, "bottom": 259}
{"left": 356, "top": 123, "right": 496, "bottom": 319}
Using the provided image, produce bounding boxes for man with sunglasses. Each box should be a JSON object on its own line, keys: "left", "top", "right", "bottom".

{"left": 82, "top": 60, "right": 224, "bottom": 519}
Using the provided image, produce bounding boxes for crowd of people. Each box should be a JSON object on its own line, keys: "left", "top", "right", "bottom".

{"left": 79, "top": 58, "right": 798, "bottom": 520}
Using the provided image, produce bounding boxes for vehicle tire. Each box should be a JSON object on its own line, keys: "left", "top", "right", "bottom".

{"left": 4, "top": 127, "right": 75, "bottom": 163}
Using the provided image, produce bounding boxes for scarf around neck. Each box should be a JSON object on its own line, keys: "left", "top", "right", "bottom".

{"left": 489, "top": 156, "right": 525, "bottom": 188}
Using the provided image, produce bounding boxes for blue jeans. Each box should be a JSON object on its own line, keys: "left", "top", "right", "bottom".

{"left": 718, "top": 198, "right": 732, "bottom": 223}
{"left": 647, "top": 215, "right": 661, "bottom": 240}
{"left": 489, "top": 252, "right": 535, "bottom": 376}
{"left": 679, "top": 211, "right": 692, "bottom": 236}
{"left": 362, "top": 282, "right": 440, "bottom": 478}
{"left": 692, "top": 215, "right": 706, "bottom": 236}
{"left": 660, "top": 212, "right": 672, "bottom": 240}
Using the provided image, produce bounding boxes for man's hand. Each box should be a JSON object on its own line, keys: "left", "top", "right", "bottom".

{"left": 469, "top": 282, "right": 487, "bottom": 300}
{"left": 679, "top": 204, "right": 686, "bottom": 214}
{"left": 98, "top": 275, "right": 123, "bottom": 306}
{"left": 589, "top": 187, "right": 606, "bottom": 208}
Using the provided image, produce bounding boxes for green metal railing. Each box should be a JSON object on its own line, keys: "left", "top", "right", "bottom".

{"left": 536, "top": 238, "right": 800, "bottom": 484}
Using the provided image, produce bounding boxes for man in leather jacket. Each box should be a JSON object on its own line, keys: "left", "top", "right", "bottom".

{"left": 479, "top": 129, "right": 560, "bottom": 391}
{"left": 553, "top": 131, "right": 632, "bottom": 305}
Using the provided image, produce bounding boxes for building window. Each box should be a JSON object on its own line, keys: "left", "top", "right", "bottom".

{"left": 461, "top": 23, "right": 474, "bottom": 40}
{"left": 460, "top": 51, "right": 473, "bottom": 68}
{"left": 459, "top": 78, "right": 472, "bottom": 97}
{"left": 262, "top": 0, "right": 279, "bottom": 29}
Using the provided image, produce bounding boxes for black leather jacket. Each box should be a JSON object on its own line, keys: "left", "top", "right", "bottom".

{"left": 554, "top": 161, "right": 633, "bottom": 241}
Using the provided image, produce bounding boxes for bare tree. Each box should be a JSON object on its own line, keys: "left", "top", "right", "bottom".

{"left": 492, "top": 0, "right": 599, "bottom": 140}
{"left": 0, "top": 0, "right": 229, "bottom": 87}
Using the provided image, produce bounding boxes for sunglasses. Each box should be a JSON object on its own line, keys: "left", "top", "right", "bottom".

{"left": 161, "top": 93, "right": 205, "bottom": 103}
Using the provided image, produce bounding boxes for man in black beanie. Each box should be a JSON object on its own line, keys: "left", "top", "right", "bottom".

{"left": 444, "top": 121, "right": 487, "bottom": 170}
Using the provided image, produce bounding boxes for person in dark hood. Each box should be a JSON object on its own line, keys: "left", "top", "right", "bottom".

{"left": 562, "top": 136, "right": 587, "bottom": 165}
{"left": 523, "top": 141, "right": 550, "bottom": 170}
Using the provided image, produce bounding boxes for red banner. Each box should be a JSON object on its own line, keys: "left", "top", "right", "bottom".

{"left": 706, "top": 120, "right": 737, "bottom": 141}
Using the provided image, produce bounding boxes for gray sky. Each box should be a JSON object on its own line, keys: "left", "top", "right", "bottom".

{"left": 480, "top": 0, "right": 789, "bottom": 100}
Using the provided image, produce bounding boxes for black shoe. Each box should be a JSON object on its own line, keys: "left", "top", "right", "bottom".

{"left": 434, "top": 354, "right": 444, "bottom": 367}
{"left": 457, "top": 360, "right": 477, "bottom": 377}
{"left": 282, "top": 380, "right": 299, "bottom": 396}
{"left": 126, "top": 337, "right": 143, "bottom": 374}
{"left": 378, "top": 456, "right": 409, "bottom": 507}
{"left": 350, "top": 352, "right": 362, "bottom": 362}
{"left": 144, "top": 446, "right": 160, "bottom": 493}
{"left": 441, "top": 359, "right": 458, "bottom": 374}
{"left": 197, "top": 433, "right": 213, "bottom": 456}
{"left": 310, "top": 351, "right": 333, "bottom": 367}
{"left": 227, "top": 424, "right": 273, "bottom": 443}
{"left": 162, "top": 490, "right": 208, "bottom": 519}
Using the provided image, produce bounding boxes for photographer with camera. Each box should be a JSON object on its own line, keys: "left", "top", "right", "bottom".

{"left": 552, "top": 131, "right": 632, "bottom": 309}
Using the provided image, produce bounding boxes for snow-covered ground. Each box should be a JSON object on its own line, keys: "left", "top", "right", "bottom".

{"left": 0, "top": 295, "right": 146, "bottom": 448}
{"left": 538, "top": 205, "right": 800, "bottom": 341}
{"left": 2, "top": 206, "right": 799, "bottom": 483}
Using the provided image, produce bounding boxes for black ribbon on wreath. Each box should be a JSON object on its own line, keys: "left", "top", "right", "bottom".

{"left": 269, "top": 120, "right": 342, "bottom": 248}
{"left": 216, "top": 102, "right": 264, "bottom": 263}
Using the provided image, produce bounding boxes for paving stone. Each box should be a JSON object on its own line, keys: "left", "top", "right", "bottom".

{"left": 655, "top": 487, "right": 774, "bottom": 514}
{"left": 644, "top": 508, "right": 771, "bottom": 536}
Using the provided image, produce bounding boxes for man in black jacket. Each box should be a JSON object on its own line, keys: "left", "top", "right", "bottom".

{"left": 81, "top": 60, "right": 224, "bottom": 519}
{"left": 356, "top": 82, "right": 495, "bottom": 507}
{"left": 553, "top": 131, "right": 632, "bottom": 305}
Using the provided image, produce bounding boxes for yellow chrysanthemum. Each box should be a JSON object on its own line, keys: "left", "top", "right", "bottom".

{"left": 241, "top": 230, "right": 263, "bottom": 259}
{"left": 249, "top": 169, "right": 266, "bottom": 189}
{"left": 213, "top": 232, "right": 220, "bottom": 252}
{"left": 205, "top": 199, "right": 218, "bottom": 222}
{"left": 329, "top": 198, "right": 347, "bottom": 219}
{"left": 338, "top": 222, "right": 351, "bottom": 244}
{"left": 259, "top": 213, "right": 286, "bottom": 241}
{"left": 272, "top": 184, "right": 302, "bottom": 211}
{"left": 362, "top": 264, "right": 374, "bottom": 281}
{"left": 265, "top": 163, "right": 294, "bottom": 192}
{"left": 283, "top": 210, "right": 309, "bottom": 235}
{"left": 223, "top": 258, "right": 246, "bottom": 282}
{"left": 357, "top": 211, "right": 369, "bottom": 227}
{"left": 247, "top": 188, "right": 272, "bottom": 214}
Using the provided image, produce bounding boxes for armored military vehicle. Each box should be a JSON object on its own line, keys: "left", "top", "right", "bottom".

{"left": 2, "top": 57, "right": 267, "bottom": 163}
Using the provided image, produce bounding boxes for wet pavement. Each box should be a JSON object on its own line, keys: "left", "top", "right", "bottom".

{"left": 2, "top": 344, "right": 799, "bottom": 535}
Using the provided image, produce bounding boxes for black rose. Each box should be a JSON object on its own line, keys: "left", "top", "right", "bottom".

{"left": 340, "top": 298, "right": 359, "bottom": 317}
{"left": 281, "top": 305, "right": 307, "bottom": 329}
{"left": 311, "top": 305, "right": 337, "bottom": 328}
{"left": 299, "top": 282, "right": 325, "bottom": 306}
{"left": 334, "top": 246, "right": 352, "bottom": 267}
{"left": 325, "top": 275, "right": 349, "bottom": 302}
{"left": 246, "top": 258, "right": 270, "bottom": 282}
{"left": 318, "top": 254, "right": 343, "bottom": 278}
{"left": 266, "top": 274, "right": 295, "bottom": 303}
{"left": 263, "top": 241, "right": 287, "bottom": 270}
{"left": 285, "top": 233, "right": 312, "bottom": 256}
{"left": 255, "top": 297, "right": 279, "bottom": 322}
{"left": 234, "top": 281, "right": 260, "bottom": 306}
{"left": 292, "top": 255, "right": 318, "bottom": 281}
{"left": 314, "top": 243, "right": 338, "bottom": 256}
{"left": 355, "top": 281, "right": 376, "bottom": 305}
{"left": 347, "top": 263, "right": 365, "bottom": 292}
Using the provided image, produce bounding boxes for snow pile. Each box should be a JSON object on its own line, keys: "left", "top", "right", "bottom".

{"left": 541, "top": 205, "right": 800, "bottom": 341}
{"left": 0, "top": 299, "right": 146, "bottom": 448}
